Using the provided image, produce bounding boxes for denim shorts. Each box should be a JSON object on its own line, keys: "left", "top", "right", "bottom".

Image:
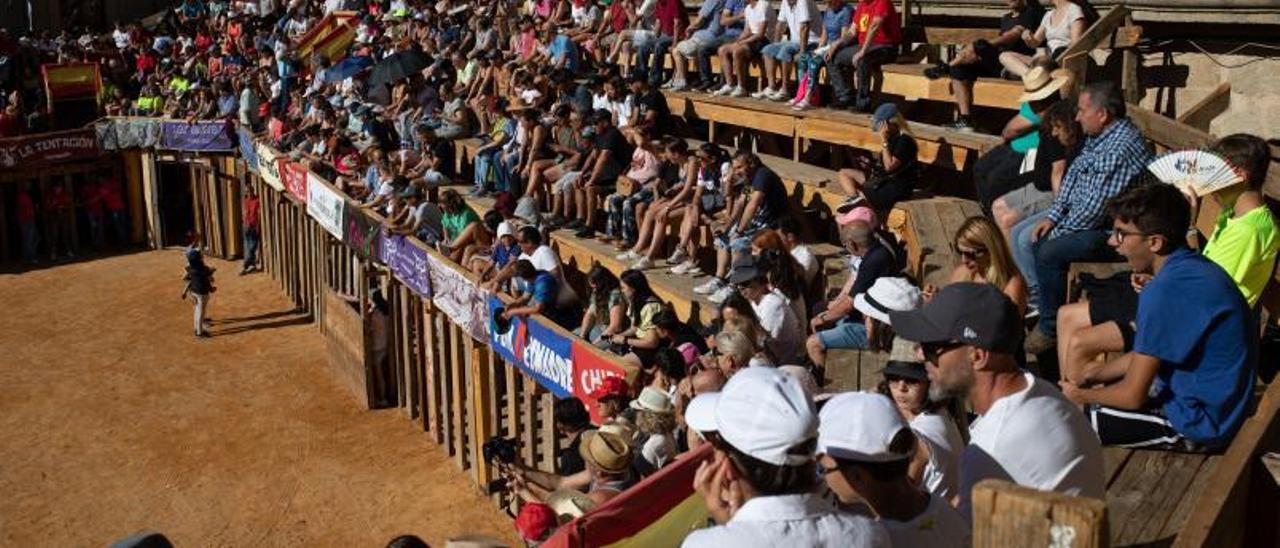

{"left": 817, "top": 320, "right": 869, "bottom": 350}
{"left": 761, "top": 41, "right": 803, "bottom": 62}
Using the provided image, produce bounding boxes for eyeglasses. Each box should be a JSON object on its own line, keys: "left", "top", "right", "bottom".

{"left": 950, "top": 244, "right": 988, "bottom": 261}
{"left": 920, "top": 340, "right": 965, "bottom": 364}
{"left": 1108, "top": 228, "right": 1149, "bottom": 243}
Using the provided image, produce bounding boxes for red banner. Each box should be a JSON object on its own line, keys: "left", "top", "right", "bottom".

{"left": 0, "top": 128, "right": 99, "bottom": 169}
{"left": 282, "top": 160, "right": 309, "bottom": 203}
{"left": 571, "top": 342, "right": 630, "bottom": 425}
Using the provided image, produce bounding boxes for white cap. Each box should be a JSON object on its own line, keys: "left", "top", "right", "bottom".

{"left": 853, "top": 277, "right": 922, "bottom": 324}
{"left": 685, "top": 367, "right": 817, "bottom": 465}
{"left": 817, "top": 392, "right": 911, "bottom": 463}
{"left": 496, "top": 221, "right": 514, "bottom": 239}
{"left": 629, "top": 386, "right": 674, "bottom": 413}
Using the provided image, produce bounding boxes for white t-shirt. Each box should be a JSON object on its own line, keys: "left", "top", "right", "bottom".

{"left": 112, "top": 29, "right": 131, "bottom": 49}
{"left": 641, "top": 432, "right": 677, "bottom": 470}
{"left": 523, "top": 245, "right": 578, "bottom": 307}
{"left": 958, "top": 372, "right": 1105, "bottom": 519}
{"left": 743, "top": 0, "right": 773, "bottom": 36}
{"left": 753, "top": 288, "right": 804, "bottom": 365}
{"left": 791, "top": 244, "right": 819, "bottom": 285}
{"left": 881, "top": 492, "right": 971, "bottom": 548}
{"left": 1040, "top": 3, "right": 1085, "bottom": 53}
{"left": 682, "top": 493, "right": 890, "bottom": 548}
{"left": 778, "top": 0, "right": 819, "bottom": 44}
{"left": 911, "top": 411, "right": 964, "bottom": 501}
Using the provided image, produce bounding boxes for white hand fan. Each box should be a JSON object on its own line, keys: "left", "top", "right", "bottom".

{"left": 1146, "top": 150, "right": 1244, "bottom": 197}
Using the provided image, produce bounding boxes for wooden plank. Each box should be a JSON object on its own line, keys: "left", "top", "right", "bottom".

{"left": 470, "top": 345, "right": 497, "bottom": 486}
{"left": 1177, "top": 82, "right": 1231, "bottom": 133}
{"left": 971, "top": 479, "right": 1109, "bottom": 548}
{"left": 690, "top": 101, "right": 795, "bottom": 138}
{"left": 1102, "top": 447, "right": 1135, "bottom": 487}
{"left": 451, "top": 323, "right": 468, "bottom": 467}
{"left": 541, "top": 391, "right": 557, "bottom": 473}
{"left": 439, "top": 312, "right": 454, "bottom": 453}
{"left": 1114, "top": 453, "right": 1208, "bottom": 545}
{"left": 1161, "top": 455, "right": 1221, "bottom": 539}
{"left": 1106, "top": 450, "right": 1177, "bottom": 540}
{"left": 521, "top": 379, "right": 537, "bottom": 466}
{"left": 423, "top": 304, "right": 443, "bottom": 442}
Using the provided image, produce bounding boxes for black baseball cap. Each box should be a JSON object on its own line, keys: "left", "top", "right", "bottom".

{"left": 888, "top": 282, "right": 1023, "bottom": 354}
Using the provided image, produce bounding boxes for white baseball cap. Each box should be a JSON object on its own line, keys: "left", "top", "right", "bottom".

{"left": 817, "top": 392, "right": 912, "bottom": 463}
{"left": 496, "top": 221, "right": 514, "bottom": 239}
{"left": 685, "top": 367, "right": 817, "bottom": 466}
{"left": 854, "top": 277, "right": 922, "bottom": 325}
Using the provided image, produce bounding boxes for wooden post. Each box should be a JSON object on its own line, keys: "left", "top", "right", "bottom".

{"left": 541, "top": 392, "right": 557, "bottom": 473}
{"left": 971, "top": 480, "right": 1109, "bottom": 548}
{"left": 1120, "top": 15, "right": 1140, "bottom": 105}
{"left": 452, "top": 323, "right": 468, "bottom": 467}
{"left": 470, "top": 344, "right": 496, "bottom": 486}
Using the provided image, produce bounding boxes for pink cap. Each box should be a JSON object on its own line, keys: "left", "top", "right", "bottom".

{"left": 836, "top": 205, "right": 877, "bottom": 227}
{"left": 677, "top": 342, "right": 701, "bottom": 369}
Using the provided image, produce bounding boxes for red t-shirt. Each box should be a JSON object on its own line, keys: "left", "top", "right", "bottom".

{"left": 81, "top": 182, "right": 104, "bottom": 214}
{"left": 853, "top": 0, "right": 900, "bottom": 47}
{"left": 136, "top": 52, "right": 157, "bottom": 74}
{"left": 609, "top": 2, "right": 628, "bottom": 33}
{"left": 243, "top": 194, "right": 261, "bottom": 229}
{"left": 103, "top": 181, "right": 125, "bottom": 211}
{"left": 655, "top": 0, "right": 688, "bottom": 37}
{"left": 15, "top": 191, "right": 35, "bottom": 224}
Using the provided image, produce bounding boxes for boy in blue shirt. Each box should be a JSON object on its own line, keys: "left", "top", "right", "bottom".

{"left": 1060, "top": 183, "right": 1257, "bottom": 452}
{"left": 502, "top": 259, "right": 575, "bottom": 328}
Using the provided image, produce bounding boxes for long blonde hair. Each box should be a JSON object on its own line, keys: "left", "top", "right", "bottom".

{"left": 954, "top": 216, "right": 1019, "bottom": 290}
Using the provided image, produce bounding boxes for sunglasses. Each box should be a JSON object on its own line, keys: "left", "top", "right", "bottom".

{"left": 920, "top": 340, "right": 966, "bottom": 364}
{"left": 950, "top": 243, "right": 988, "bottom": 261}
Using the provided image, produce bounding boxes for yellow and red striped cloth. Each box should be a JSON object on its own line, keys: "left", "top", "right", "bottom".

{"left": 295, "top": 11, "right": 359, "bottom": 64}
{"left": 42, "top": 63, "right": 101, "bottom": 101}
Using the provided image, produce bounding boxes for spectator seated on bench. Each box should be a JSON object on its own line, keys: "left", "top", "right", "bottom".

{"left": 711, "top": 0, "right": 773, "bottom": 97}
{"left": 790, "top": 0, "right": 853, "bottom": 111}
{"left": 1059, "top": 183, "right": 1258, "bottom": 453}
{"left": 972, "top": 68, "right": 1066, "bottom": 214}
{"left": 828, "top": 0, "right": 901, "bottom": 112}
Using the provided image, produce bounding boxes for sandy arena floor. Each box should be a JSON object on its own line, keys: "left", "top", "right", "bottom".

{"left": 0, "top": 250, "right": 514, "bottom": 547}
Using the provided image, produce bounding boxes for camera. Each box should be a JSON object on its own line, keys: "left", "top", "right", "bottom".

{"left": 483, "top": 436, "right": 519, "bottom": 465}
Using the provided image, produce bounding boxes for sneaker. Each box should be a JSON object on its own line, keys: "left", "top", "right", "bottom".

{"left": 1024, "top": 328, "right": 1057, "bottom": 355}
{"left": 947, "top": 118, "right": 975, "bottom": 132}
{"left": 767, "top": 88, "right": 789, "bottom": 101}
{"left": 666, "top": 249, "right": 688, "bottom": 265}
{"left": 574, "top": 227, "right": 596, "bottom": 238}
{"left": 750, "top": 87, "right": 774, "bottom": 99}
{"left": 923, "top": 63, "right": 950, "bottom": 80}
{"left": 730, "top": 86, "right": 748, "bottom": 98}
{"left": 671, "top": 259, "right": 699, "bottom": 275}
{"left": 708, "top": 285, "right": 735, "bottom": 304}
{"left": 670, "top": 80, "right": 688, "bottom": 91}
{"left": 661, "top": 79, "right": 677, "bottom": 89}
{"left": 712, "top": 84, "right": 734, "bottom": 96}
{"left": 616, "top": 250, "right": 641, "bottom": 261}
{"left": 630, "top": 257, "right": 654, "bottom": 270}
{"left": 1024, "top": 304, "right": 1041, "bottom": 321}
{"left": 694, "top": 277, "right": 726, "bottom": 295}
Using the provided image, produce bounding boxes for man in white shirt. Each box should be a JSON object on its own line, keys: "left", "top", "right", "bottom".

{"left": 817, "top": 392, "right": 970, "bottom": 547}
{"left": 889, "top": 283, "right": 1105, "bottom": 519}
{"left": 754, "top": 0, "right": 818, "bottom": 101}
{"left": 728, "top": 256, "right": 804, "bottom": 365}
{"left": 486, "top": 226, "right": 578, "bottom": 308}
{"left": 683, "top": 367, "right": 888, "bottom": 547}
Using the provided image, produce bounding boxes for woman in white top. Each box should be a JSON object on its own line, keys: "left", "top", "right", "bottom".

{"left": 631, "top": 387, "right": 678, "bottom": 475}
{"left": 999, "top": 0, "right": 1087, "bottom": 77}
{"left": 877, "top": 338, "right": 965, "bottom": 501}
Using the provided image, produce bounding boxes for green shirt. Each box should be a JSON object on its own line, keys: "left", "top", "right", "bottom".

{"left": 1203, "top": 205, "right": 1280, "bottom": 306}
{"left": 441, "top": 206, "right": 480, "bottom": 243}
{"left": 1010, "top": 102, "right": 1041, "bottom": 154}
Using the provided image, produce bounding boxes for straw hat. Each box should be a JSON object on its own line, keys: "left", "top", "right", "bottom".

{"left": 547, "top": 489, "right": 598, "bottom": 521}
{"left": 629, "top": 386, "right": 675, "bottom": 413}
{"left": 1017, "top": 66, "right": 1069, "bottom": 103}
{"left": 578, "top": 430, "right": 633, "bottom": 474}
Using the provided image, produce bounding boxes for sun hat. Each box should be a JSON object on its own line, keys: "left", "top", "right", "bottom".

{"left": 546, "top": 489, "right": 597, "bottom": 521}
{"left": 882, "top": 337, "right": 927, "bottom": 381}
{"left": 578, "top": 429, "right": 633, "bottom": 474}
{"left": 629, "top": 386, "right": 675, "bottom": 413}
{"left": 1017, "top": 66, "right": 1070, "bottom": 103}
{"left": 684, "top": 367, "right": 817, "bottom": 466}
{"left": 853, "top": 277, "right": 923, "bottom": 324}
{"left": 817, "top": 392, "right": 913, "bottom": 463}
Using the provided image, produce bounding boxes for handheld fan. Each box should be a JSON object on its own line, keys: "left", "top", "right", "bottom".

{"left": 1146, "top": 150, "right": 1244, "bottom": 197}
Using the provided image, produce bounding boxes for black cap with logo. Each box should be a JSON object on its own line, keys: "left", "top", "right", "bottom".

{"left": 888, "top": 282, "right": 1023, "bottom": 354}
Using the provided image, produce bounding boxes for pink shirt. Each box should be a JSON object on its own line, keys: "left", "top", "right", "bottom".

{"left": 626, "top": 148, "right": 660, "bottom": 183}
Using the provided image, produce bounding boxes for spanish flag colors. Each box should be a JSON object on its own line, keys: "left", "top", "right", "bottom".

{"left": 42, "top": 63, "right": 102, "bottom": 102}
{"left": 296, "top": 11, "right": 359, "bottom": 64}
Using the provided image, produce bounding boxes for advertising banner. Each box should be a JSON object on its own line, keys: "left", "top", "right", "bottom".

{"left": 238, "top": 127, "right": 259, "bottom": 172}
{"left": 282, "top": 160, "right": 309, "bottom": 203}
{"left": 427, "top": 254, "right": 491, "bottom": 343}
{"left": 572, "top": 343, "right": 630, "bottom": 424}
{"left": 306, "top": 175, "right": 346, "bottom": 239}
{"left": 256, "top": 143, "right": 284, "bottom": 191}
{"left": 161, "top": 121, "right": 234, "bottom": 151}
{"left": 342, "top": 202, "right": 382, "bottom": 260}
{"left": 489, "top": 296, "right": 573, "bottom": 398}
{"left": 95, "top": 119, "right": 162, "bottom": 150}
{"left": 0, "top": 128, "right": 99, "bottom": 169}
{"left": 380, "top": 231, "right": 432, "bottom": 297}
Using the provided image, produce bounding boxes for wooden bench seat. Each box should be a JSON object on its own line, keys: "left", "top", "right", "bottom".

{"left": 664, "top": 89, "right": 1001, "bottom": 170}
{"left": 879, "top": 63, "right": 1023, "bottom": 111}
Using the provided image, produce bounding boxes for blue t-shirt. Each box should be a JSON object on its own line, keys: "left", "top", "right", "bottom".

{"left": 721, "top": 0, "right": 747, "bottom": 39}
{"left": 494, "top": 241, "right": 521, "bottom": 268}
{"left": 1134, "top": 248, "right": 1257, "bottom": 448}
{"left": 692, "top": 0, "right": 728, "bottom": 42}
{"left": 530, "top": 271, "right": 559, "bottom": 308}
{"left": 549, "top": 35, "right": 580, "bottom": 73}
{"left": 822, "top": 5, "right": 853, "bottom": 42}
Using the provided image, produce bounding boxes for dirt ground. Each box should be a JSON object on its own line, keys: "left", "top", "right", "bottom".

{"left": 0, "top": 250, "right": 515, "bottom": 547}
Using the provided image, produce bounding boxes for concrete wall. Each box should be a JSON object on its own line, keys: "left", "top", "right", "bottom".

{"left": 1133, "top": 46, "right": 1280, "bottom": 139}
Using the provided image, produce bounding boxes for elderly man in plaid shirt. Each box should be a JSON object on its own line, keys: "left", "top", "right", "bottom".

{"left": 1010, "top": 82, "right": 1152, "bottom": 354}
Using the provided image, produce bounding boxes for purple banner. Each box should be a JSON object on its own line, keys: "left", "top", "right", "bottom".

{"left": 379, "top": 230, "right": 432, "bottom": 297}
{"left": 161, "top": 121, "right": 234, "bottom": 151}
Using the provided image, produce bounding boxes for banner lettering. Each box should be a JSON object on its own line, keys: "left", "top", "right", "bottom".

{"left": 427, "top": 254, "right": 491, "bottom": 343}
{"left": 0, "top": 129, "right": 99, "bottom": 169}
{"left": 489, "top": 296, "right": 573, "bottom": 398}
{"left": 572, "top": 343, "right": 630, "bottom": 424}
{"left": 342, "top": 202, "right": 382, "bottom": 260}
{"left": 306, "top": 174, "right": 345, "bottom": 239}
{"left": 256, "top": 143, "right": 283, "bottom": 191}
{"left": 282, "top": 161, "right": 309, "bottom": 203}
{"left": 161, "top": 121, "right": 234, "bottom": 151}
{"left": 380, "top": 231, "right": 432, "bottom": 297}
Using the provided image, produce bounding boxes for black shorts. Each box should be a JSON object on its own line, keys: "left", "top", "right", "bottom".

{"left": 1085, "top": 404, "right": 1210, "bottom": 453}
{"left": 861, "top": 176, "right": 915, "bottom": 212}
{"left": 1087, "top": 286, "right": 1139, "bottom": 351}
{"left": 948, "top": 41, "right": 1004, "bottom": 82}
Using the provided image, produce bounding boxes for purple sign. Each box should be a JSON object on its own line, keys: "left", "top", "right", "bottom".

{"left": 379, "top": 230, "right": 432, "bottom": 297}
{"left": 161, "top": 121, "right": 234, "bottom": 151}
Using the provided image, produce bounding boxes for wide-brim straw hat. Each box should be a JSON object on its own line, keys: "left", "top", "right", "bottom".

{"left": 1018, "top": 66, "right": 1070, "bottom": 103}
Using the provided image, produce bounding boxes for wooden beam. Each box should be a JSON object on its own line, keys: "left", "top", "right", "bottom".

{"left": 971, "top": 479, "right": 1109, "bottom": 548}
{"left": 1060, "top": 6, "right": 1132, "bottom": 93}
{"left": 1176, "top": 82, "right": 1232, "bottom": 133}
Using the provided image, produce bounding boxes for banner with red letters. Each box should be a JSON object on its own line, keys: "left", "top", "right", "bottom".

{"left": 571, "top": 341, "right": 630, "bottom": 424}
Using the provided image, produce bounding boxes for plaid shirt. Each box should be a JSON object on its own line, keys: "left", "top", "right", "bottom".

{"left": 1046, "top": 118, "right": 1150, "bottom": 237}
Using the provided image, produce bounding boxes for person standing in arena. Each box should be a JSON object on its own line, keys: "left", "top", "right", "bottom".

{"left": 241, "top": 185, "right": 261, "bottom": 274}
{"left": 183, "top": 232, "right": 216, "bottom": 339}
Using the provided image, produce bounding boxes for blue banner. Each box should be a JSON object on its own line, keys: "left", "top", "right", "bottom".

{"left": 161, "top": 121, "right": 234, "bottom": 151}
{"left": 238, "top": 127, "right": 258, "bottom": 171}
{"left": 489, "top": 296, "right": 573, "bottom": 397}
{"left": 379, "top": 231, "right": 432, "bottom": 297}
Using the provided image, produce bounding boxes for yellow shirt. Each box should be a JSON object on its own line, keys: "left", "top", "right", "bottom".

{"left": 1203, "top": 205, "right": 1280, "bottom": 306}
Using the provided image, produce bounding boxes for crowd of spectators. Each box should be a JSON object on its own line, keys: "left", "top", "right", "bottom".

{"left": 3, "top": 0, "right": 1275, "bottom": 544}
